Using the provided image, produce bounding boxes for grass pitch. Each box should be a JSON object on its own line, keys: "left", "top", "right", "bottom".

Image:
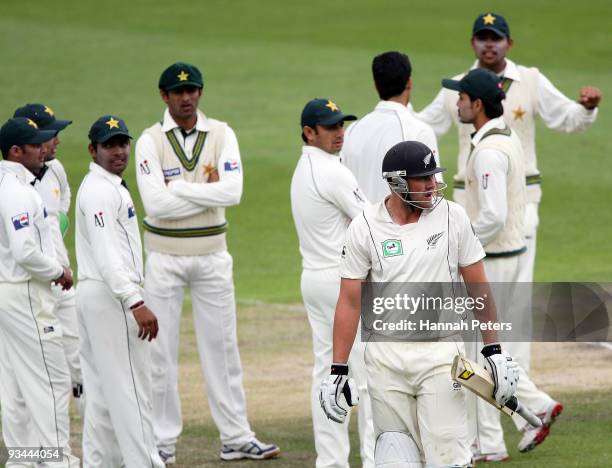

{"left": 0, "top": 1, "right": 611, "bottom": 466}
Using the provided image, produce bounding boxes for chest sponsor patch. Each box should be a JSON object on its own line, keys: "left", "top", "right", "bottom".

{"left": 127, "top": 204, "right": 136, "bottom": 218}
{"left": 163, "top": 167, "right": 181, "bottom": 178}
{"left": 223, "top": 160, "right": 240, "bottom": 172}
{"left": 12, "top": 212, "right": 30, "bottom": 230}
{"left": 381, "top": 239, "right": 403, "bottom": 258}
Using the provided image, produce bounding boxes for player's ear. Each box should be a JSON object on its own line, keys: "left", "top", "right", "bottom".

{"left": 88, "top": 143, "right": 97, "bottom": 159}
{"left": 406, "top": 78, "right": 412, "bottom": 92}
{"left": 159, "top": 89, "right": 170, "bottom": 103}
{"left": 507, "top": 37, "right": 514, "bottom": 51}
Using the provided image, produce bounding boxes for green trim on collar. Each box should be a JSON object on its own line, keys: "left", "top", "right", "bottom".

{"left": 165, "top": 130, "right": 208, "bottom": 172}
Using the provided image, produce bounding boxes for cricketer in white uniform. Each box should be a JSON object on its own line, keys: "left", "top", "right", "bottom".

{"left": 341, "top": 51, "right": 441, "bottom": 203}
{"left": 320, "top": 141, "right": 519, "bottom": 468}
{"left": 75, "top": 115, "right": 163, "bottom": 468}
{"left": 0, "top": 117, "right": 79, "bottom": 467}
{"left": 135, "top": 62, "right": 279, "bottom": 463}
{"left": 416, "top": 12, "right": 598, "bottom": 455}
{"left": 441, "top": 68, "right": 561, "bottom": 461}
{"left": 290, "top": 98, "right": 374, "bottom": 468}
{"left": 14, "top": 103, "right": 83, "bottom": 403}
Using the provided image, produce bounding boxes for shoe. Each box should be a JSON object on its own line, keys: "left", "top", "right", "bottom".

{"left": 220, "top": 438, "right": 280, "bottom": 461}
{"left": 518, "top": 401, "right": 564, "bottom": 453}
{"left": 158, "top": 449, "right": 176, "bottom": 465}
{"left": 473, "top": 450, "right": 509, "bottom": 462}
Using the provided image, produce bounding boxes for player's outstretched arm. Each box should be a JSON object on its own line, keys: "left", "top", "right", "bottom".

{"left": 319, "top": 278, "right": 362, "bottom": 423}
{"left": 460, "top": 259, "right": 519, "bottom": 405}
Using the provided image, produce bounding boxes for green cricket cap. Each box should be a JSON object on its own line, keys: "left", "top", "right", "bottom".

{"left": 0, "top": 117, "right": 56, "bottom": 155}
{"left": 159, "top": 62, "right": 203, "bottom": 91}
{"left": 88, "top": 115, "right": 132, "bottom": 144}
{"left": 13, "top": 103, "right": 72, "bottom": 133}
{"left": 301, "top": 98, "right": 357, "bottom": 128}
{"left": 473, "top": 12, "right": 510, "bottom": 38}
{"left": 442, "top": 68, "right": 505, "bottom": 105}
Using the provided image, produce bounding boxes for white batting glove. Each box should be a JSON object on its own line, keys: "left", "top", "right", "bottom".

{"left": 481, "top": 343, "right": 519, "bottom": 406}
{"left": 319, "top": 363, "right": 359, "bottom": 423}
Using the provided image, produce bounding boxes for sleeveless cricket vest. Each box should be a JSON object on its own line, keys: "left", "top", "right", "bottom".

{"left": 141, "top": 118, "right": 228, "bottom": 255}
{"left": 465, "top": 125, "right": 526, "bottom": 255}
{"left": 444, "top": 65, "right": 541, "bottom": 203}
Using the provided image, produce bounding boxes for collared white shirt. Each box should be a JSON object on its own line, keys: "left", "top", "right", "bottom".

{"left": 341, "top": 100, "right": 441, "bottom": 203}
{"left": 415, "top": 58, "right": 598, "bottom": 138}
{"left": 75, "top": 162, "right": 143, "bottom": 309}
{"left": 469, "top": 118, "right": 510, "bottom": 245}
{"left": 340, "top": 199, "right": 484, "bottom": 283}
{"left": 135, "top": 109, "right": 243, "bottom": 221}
{"left": 290, "top": 145, "right": 368, "bottom": 270}
{"left": 33, "top": 158, "right": 71, "bottom": 266}
{"left": 0, "top": 160, "right": 62, "bottom": 283}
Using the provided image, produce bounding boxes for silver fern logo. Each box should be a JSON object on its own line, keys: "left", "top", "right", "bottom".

{"left": 426, "top": 231, "right": 444, "bottom": 250}
{"left": 423, "top": 152, "right": 433, "bottom": 167}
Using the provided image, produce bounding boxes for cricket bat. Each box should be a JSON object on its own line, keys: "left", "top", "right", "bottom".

{"left": 451, "top": 354, "right": 543, "bottom": 428}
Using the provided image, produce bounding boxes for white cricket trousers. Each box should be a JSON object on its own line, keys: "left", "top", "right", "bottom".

{"left": 51, "top": 284, "right": 82, "bottom": 387}
{"left": 145, "top": 250, "right": 254, "bottom": 453}
{"left": 366, "top": 341, "right": 472, "bottom": 466}
{"left": 76, "top": 280, "right": 163, "bottom": 468}
{"left": 468, "top": 254, "right": 553, "bottom": 455}
{"left": 0, "top": 280, "right": 79, "bottom": 467}
{"left": 301, "top": 268, "right": 375, "bottom": 468}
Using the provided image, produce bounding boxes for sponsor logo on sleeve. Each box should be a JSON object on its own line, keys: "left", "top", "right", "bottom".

{"left": 12, "top": 213, "right": 30, "bottom": 230}
{"left": 223, "top": 160, "right": 240, "bottom": 172}
{"left": 353, "top": 188, "right": 365, "bottom": 203}
{"left": 163, "top": 167, "right": 181, "bottom": 178}
{"left": 43, "top": 207, "right": 48, "bottom": 218}
{"left": 381, "top": 239, "right": 403, "bottom": 257}
{"left": 127, "top": 205, "right": 136, "bottom": 218}
{"left": 44, "top": 326, "right": 55, "bottom": 334}
{"left": 482, "top": 172, "right": 490, "bottom": 189}
{"left": 341, "top": 245, "right": 347, "bottom": 258}
{"left": 139, "top": 159, "right": 151, "bottom": 175}
{"left": 94, "top": 212, "right": 105, "bottom": 228}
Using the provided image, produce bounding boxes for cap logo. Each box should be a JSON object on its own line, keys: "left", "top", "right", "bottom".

{"left": 177, "top": 70, "right": 189, "bottom": 81}
{"left": 423, "top": 152, "right": 433, "bottom": 167}
{"left": 27, "top": 119, "right": 38, "bottom": 129}
{"left": 483, "top": 13, "right": 496, "bottom": 25}
{"left": 106, "top": 117, "right": 120, "bottom": 129}
{"left": 325, "top": 100, "right": 339, "bottom": 112}
{"left": 44, "top": 105, "right": 54, "bottom": 116}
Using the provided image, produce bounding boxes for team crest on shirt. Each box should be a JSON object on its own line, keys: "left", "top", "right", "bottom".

{"left": 426, "top": 231, "right": 445, "bottom": 250}
{"left": 11, "top": 212, "right": 30, "bottom": 230}
{"left": 381, "top": 239, "right": 403, "bottom": 257}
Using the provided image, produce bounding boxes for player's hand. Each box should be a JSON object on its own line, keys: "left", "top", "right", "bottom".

{"left": 319, "top": 363, "right": 359, "bottom": 423}
{"left": 132, "top": 304, "right": 159, "bottom": 341}
{"left": 208, "top": 169, "right": 219, "bottom": 183}
{"left": 481, "top": 343, "right": 519, "bottom": 406}
{"left": 578, "top": 86, "right": 602, "bottom": 110}
{"left": 53, "top": 266, "right": 73, "bottom": 291}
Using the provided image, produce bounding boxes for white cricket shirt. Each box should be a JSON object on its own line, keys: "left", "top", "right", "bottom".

{"left": 33, "top": 158, "right": 71, "bottom": 266}
{"left": 341, "top": 100, "right": 441, "bottom": 203}
{"left": 340, "top": 198, "right": 484, "bottom": 282}
{"left": 75, "top": 162, "right": 144, "bottom": 308}
{"left": 291, "top": 145, "right": 368, "bottom": 270}
{"left": 0, "top": 160, "right": 63, "bottom": 283}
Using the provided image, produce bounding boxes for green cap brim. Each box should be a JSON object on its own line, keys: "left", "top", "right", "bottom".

{"left": 317, "top": 113, "right": 357, "bottom": 126}
{"left": 474, "top": 26, "right": 507, "bottom": 38}
{"left": 97, "top": 131, "right": 133, "bottom": 143}
{"left": 441, "top": 79, "right": 462, "bottom": 91}
{"left": 26, "top": 129, "right": 57, "bottom": 144}
{"left": 163, "top": 81, "right": 203, "bottom": 91}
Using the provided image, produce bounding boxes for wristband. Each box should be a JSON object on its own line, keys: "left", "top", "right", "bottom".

{"left": 481, "top": 343, "right": 502, "bottom": 358}
{"left": 331, "top": 363, "right": 349, "bottom": 375}
{"left": 130, "top": 300, "right": 145, "bottom": 311}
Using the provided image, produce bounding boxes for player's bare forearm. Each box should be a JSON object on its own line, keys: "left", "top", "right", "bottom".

{"left": 332, "top": 278, "right": 362, "bottom": 363}
{"left": 460, "top": 260, "right": 499, "bottom": 344}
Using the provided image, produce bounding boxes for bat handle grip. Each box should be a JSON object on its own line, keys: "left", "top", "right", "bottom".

{"left": 505, "top": 396, "right": 543, "bottom": 427}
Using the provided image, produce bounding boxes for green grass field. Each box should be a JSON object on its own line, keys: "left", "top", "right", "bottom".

{"left": 1, "top": 0, "right": 611, "bottom": 466}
